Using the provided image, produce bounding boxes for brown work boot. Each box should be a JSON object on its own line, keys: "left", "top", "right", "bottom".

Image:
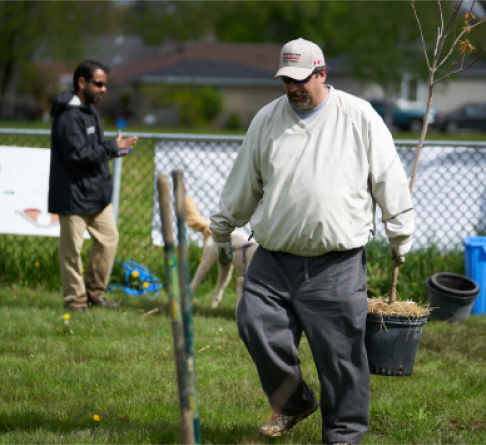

{"left": 259, "top": 403, "right": 319, "bottom": 437}
{"left": 88, "top": 296, "right": 120, "bottom": 308}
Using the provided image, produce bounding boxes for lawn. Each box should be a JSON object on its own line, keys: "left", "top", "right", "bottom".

{"left": 1, "top": 280, "right": 485, "bottom": 445}
{"left": 1, "top": 119, "right": 485, "bottom": 444}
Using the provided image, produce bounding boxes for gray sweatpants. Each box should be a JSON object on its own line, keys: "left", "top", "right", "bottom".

{"left": 237, "top": 246, "right": 369, "bottom": 444}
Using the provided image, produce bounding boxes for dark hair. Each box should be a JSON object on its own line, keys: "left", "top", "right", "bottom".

{"left": 313, "top": 66, "right": 326, "bottom": 75}
{"left": 73, "top": 60, "right": 111, "bottom": 91}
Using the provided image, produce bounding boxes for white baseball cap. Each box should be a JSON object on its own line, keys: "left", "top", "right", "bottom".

{"left": 274, "top": 38, "right": 326, "bottom": 81}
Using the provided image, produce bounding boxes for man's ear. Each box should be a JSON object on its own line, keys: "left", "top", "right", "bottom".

{"left": 78, "top": 76, "right": 87, "bottom": 90}
{"left": 321, "top": 69, "right": 327, "bottom": 83}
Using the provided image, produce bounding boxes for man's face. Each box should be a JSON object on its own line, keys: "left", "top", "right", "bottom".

{"left": 81, "top": 69, "right": 108, "bottom": 104}
{"left": 283, "top": 70, "right": 327, "bottom": 110}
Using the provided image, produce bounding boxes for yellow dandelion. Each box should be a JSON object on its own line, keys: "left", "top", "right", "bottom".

{"left": 410, "top": 291, "right": 415, "bottom": 296}
{"left": 144, "top": 332, "right": 149, "bottom": 337}
{"left": 163, "top": 352, "right": 167, "bottom": 356}
{"left": 143, "top": 282, "right": 149, "bottom": 288}
{"left": 56, "top": 328, "right": 62, "bottom": 333}
{"left": 132, "top": 271, "right": 139, "bottom": 278}
{"left": 412, "top": 282, "right": 417, "bottom": 286}
{"left": 34, "top": 262, "right": 40, "bottom": 268}
{"left": 64, "top": 314, "right": 70, "bottom": 320}
{"left": 93, "top": 414, "right": 100, "bottom": 421}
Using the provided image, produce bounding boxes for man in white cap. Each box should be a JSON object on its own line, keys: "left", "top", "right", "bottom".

{"left": 210, "top": 38, "right": 414, "bottom": 443}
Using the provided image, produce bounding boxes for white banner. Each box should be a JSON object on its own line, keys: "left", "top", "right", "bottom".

{"left": 0, "top": 146, "right": 89, "bottom": 238}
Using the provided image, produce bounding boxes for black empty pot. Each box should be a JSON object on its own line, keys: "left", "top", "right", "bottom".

{"left": 365, "top": 312, "right": 429, "bottom": 376}
{"left": 426, "top": 273, "right": 480, "bottom": 323}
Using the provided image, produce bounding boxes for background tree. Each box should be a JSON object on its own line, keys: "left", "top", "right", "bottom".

{"left": 327, "top": 1, "right": 456, "bottom": 125}
{"left": 410, "top": 0, "right": 486, "bottom": 191}
{"left": 122, "top": 1, "right": 338, "bottom": 51}
{"left": 122, "top": 1, "right": 216, "bottom": 45}
{"left": 0, "top": 1, "right": 114, "bottom": 117}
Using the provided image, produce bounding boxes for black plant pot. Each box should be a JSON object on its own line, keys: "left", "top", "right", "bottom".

{"left": 426, "top": 273, "right": 480, "bottom": 323}
{"left": 365, "top": 312, "right": 429, "bottom": 376}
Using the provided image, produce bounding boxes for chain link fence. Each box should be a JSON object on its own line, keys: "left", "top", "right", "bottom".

{"left": 1, "top": 128, "right": 486, "bottom": 288}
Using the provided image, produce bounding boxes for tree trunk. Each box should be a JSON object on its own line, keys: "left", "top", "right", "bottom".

{"left": 0, "top": 59, "right": 20, "bottom": 118}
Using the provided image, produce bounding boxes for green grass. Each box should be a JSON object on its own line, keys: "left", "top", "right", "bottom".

{"left": 1, "top": 267, "right": 486, "bottom": 444}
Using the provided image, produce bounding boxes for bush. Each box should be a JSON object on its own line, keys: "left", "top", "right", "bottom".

{"left": 138, "top": 84, "right": 223, "bottom": 127}
{"left": 226, "top": 112, "right": 241, "bottom": 130}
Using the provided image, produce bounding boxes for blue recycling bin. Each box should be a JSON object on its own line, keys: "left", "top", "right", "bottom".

{"left": 463, "top": 237, "right": 486, "bottom": 315}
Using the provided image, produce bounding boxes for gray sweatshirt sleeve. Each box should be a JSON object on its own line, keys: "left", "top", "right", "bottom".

{"left": 209, "top": 120, "right": 264, "bottom": 243}
{"left": 367, "top": 109, "right": 415, "bottom": 246}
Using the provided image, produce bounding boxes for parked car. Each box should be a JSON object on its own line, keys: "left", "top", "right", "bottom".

{"left": 435, "top": 102, "right": 486, "bottom": 133}
{"left": 366, "top": 98, "right": 437, "bottom": 132}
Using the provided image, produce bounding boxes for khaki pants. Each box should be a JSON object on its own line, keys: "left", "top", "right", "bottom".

{"left": 59, "top": 204, "right": 119, "bottom": 308}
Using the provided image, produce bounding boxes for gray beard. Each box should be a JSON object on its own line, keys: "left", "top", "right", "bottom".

{"left": 288, "top": 93, "right": 311, "bottom": 109}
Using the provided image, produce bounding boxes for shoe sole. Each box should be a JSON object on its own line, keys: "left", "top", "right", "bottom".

{"left": 259, "top": 403, "right": 319, "bottom": 438}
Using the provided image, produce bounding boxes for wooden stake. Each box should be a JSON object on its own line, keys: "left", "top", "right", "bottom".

{"left": 172, "top": 169, "right": 201, "bottom": 444}
{"left": 157, "top": 173, "right": 195, "bottom": 445}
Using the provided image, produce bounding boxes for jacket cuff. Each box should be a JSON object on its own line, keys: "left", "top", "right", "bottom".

{"left": 388, "top": 234, "right": 413, "bottom": 247}
{"left": 211, "top": 233, "right": 231, "bottom": 243}
{"left": 110, "top": 139, "right": 119, "bottom": 156}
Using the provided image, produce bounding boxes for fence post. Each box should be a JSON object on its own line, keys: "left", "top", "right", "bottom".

{"left": 112, "top": 157, "right": 122, "bottom": 224}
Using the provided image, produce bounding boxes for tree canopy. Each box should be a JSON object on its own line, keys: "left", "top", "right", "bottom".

{"left": 0, "top": 0, "right": 113, "bottom": 116}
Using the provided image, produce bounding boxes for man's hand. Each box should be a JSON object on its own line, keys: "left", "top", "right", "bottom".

{"left": 390, "top": 238, "right": 413, "bottom": 264}
{"left": 213, "top": 240, "right": 233, "bottom": 265}
{"left": 116, "top": 131, "right": 138, "bottom": 154}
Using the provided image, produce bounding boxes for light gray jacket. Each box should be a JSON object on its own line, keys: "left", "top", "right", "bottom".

{"left": 210, "top": 87, "right": 414, "bottom": 257}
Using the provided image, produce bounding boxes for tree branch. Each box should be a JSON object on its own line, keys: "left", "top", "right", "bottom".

{"left": 438, "top": 0, "right": 444, "bottom": 32}
{"left": 436, "top": 16, "right": 486, "bottom": 71}
{"left": 433, "top": 49, "right": 486, "bottom": 85}
{"left": 436, "top": 28, "right": 467, "bottom": 70}
{"left": 412, "top": 1, "right": 431, "bottom": 69}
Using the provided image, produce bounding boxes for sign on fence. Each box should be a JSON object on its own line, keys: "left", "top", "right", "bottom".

{"left": 0, "top": 146, "right": 92, "bottom": 239}
{"left": 0, "top": 146, "right": 61, "bottom": 237}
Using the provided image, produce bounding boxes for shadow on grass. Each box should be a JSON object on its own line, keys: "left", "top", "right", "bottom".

{"left": 0, "top": 410, "right": 178, "bottom": 443}
{"left": 117, "top": 289, "right": 239, "bottom": 321}
{"left": 0, "top": 411, "right": 270, "bottom": 444}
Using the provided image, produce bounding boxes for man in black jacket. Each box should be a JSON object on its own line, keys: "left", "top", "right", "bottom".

{"left": 48, "top": 60, "right": 138, "bottom": 311}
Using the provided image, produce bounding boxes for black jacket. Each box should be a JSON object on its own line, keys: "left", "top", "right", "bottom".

{"left": 48, "top": 90, "right": 118, "bottom": 215}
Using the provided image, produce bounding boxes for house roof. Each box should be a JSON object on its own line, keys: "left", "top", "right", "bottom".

{"left": 112, "top": 41, "right": 354, "bottom": 87}
{"left": 112, "top": 41, "right": 283, "bottom": 85}
{"left": 139, "top": 59, "right": 281, "bottom": 86}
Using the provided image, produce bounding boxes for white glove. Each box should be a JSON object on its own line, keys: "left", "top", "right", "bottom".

{"left": 213, "top": 240, "right": 233, "bottom": 265}
{"left": 390, "top": 238, "right": 413, "bottom": 264}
